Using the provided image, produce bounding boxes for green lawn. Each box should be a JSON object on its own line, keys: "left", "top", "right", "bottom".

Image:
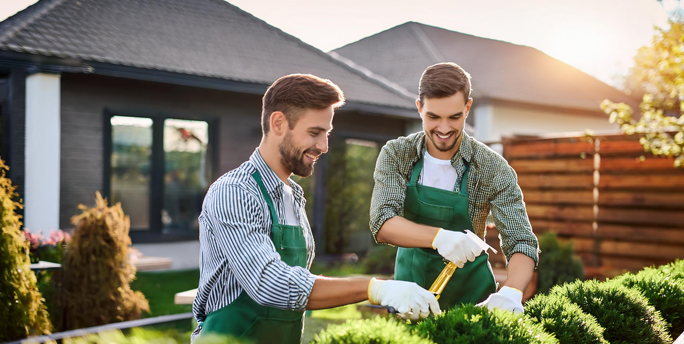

{"left": 131, "top": 269, "right": 200, "bottom": 318}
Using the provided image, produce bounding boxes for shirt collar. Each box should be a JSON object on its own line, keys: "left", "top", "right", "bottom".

{"left": 415, "top": 131, "right": 474, "bottom": 164}
{"left": 249, "top": 148, "right": 305, "bottom": 201}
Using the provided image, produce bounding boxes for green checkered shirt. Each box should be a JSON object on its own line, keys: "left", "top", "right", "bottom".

{"left": 370, "top": 131, "right": 539, "bottom": 266}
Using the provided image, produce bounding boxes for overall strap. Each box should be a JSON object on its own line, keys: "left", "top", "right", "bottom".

{"left": 409, "top": 157, "right": 424, "bottom": 185}
{"left": 252, "top": 171, "right": 280, "bottom": 225}
{"left": 459, "top": 163, "right": 470, "bottom": 196}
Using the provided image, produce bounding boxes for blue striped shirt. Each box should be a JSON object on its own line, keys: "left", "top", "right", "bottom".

{"left": 192, "top": 149, "right": 317, "bottom": 337}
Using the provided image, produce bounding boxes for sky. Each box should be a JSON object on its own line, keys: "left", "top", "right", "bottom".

{"left": 0, "top": 0, "right": 678, "bottom": 89}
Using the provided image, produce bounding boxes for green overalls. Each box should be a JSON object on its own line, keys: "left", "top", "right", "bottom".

{"left": 394, "top": 156, "right": 497, "bottom": 311}
{"left": 200, "top": 170, "right": 308, "bottom": 344}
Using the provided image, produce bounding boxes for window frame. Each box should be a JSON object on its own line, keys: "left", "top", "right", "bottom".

{"left": 103, "top": 108, "right": 219, "bottom": 243}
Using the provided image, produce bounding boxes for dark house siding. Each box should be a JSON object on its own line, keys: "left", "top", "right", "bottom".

{"left": 4, "top": 69, "right": 27, "bottom": 208}
{"left": 59, "top": 73, "right": 407, "bottom": 231}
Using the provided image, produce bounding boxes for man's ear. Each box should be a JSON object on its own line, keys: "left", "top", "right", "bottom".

{"left": 415, "top": 99, "right": 423, "bottom": 119}
{"left": 464, "top": 98, "right": 473, "bottom": 119}
{"left": 270, "top": 111, "right": 288, "bottom": 136}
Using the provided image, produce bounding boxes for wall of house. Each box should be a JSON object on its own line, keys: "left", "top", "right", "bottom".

{"left": 59, "top": 73, "right": 408, "bottom": 232}
{"left": 473, "top": 102, "right": 619, "bottom": 143}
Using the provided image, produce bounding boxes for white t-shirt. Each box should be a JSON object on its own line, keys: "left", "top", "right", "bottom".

{"left": 420, "top": 150, "right": 458, "bottom": 191}
{"left": 282, "top": 183, "right": 300, "bottom": 226}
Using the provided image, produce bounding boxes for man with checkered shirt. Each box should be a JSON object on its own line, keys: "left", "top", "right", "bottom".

{"left": 370, "top": 63, "right": 540, "bottom": 314}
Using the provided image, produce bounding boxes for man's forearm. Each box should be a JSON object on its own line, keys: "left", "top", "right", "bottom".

{"left": 306, "top": 276, "right": 371, "bottom": 310}
{"left": 375, "top": 216, "right": 439, "bottom": 248}
{"left": 502, "top": 253, "right": 535, "bottom": 292}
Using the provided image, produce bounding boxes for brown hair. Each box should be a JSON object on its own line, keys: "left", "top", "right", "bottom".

{"left": 262, "top": 74, "right": 345, "bottom": 134}
{"left": 419, "top": 62, "right": 471, "bottom": 106}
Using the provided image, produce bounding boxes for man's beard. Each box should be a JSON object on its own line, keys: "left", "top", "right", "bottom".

{"left": 427, "top": 128, "right": 462, "bottom": 152}
{"left": 279, "top": 132, "right": 321, "bottom": 177}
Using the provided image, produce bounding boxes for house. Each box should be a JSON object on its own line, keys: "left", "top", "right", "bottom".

{"left": 0, "top": 0, "right": 419, "bottom": 268}
{"left": 332, "top": 21, "right": 640, "bottom": 144}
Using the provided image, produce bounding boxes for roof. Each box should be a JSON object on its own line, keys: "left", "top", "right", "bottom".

{"left": 0, "top": 0, "right": 416, "bottom": 112}
{"left": 332, "top": 22, "right": 640, "bottom": 113}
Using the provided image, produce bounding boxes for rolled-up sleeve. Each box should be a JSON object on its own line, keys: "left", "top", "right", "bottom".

{"left": 489, "top": 162, "right": 540, "bottom": 267}
{"left": 209, "top": 184, "right": 316, "bottom": 310}
{"left": 370, "top": 143, "right": 408, "bottom": 243}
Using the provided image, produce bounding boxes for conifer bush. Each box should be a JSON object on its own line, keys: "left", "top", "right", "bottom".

{"left": 62, "top": 192, "right": 149, "bottom": 330}
{"left": 536, "top": 232, "right": 584, "bottom": 293}
{"left": 550, "top": 280, "right": 671, "bottom": 344}
{"left": 413, "top": 304, "right": 557, "bottom": 344}
{"left": 311, "top": 317, "right": 435, "bottom": 344}
{"left": 0, "top": 159, "right": 52, "bottom": 341}
{"left": 525, "top": 293, "right": 607, "bottom": 344}
{"left": 657, "top": 259, "right": 684, "bottom": 281}
{"left": 610, "top": 269, "right": 684, "bottom": 336}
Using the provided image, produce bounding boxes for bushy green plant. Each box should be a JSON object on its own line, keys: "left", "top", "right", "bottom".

{"left": 361, "top": 244, "right": 397, "bottom": 275}
{"left": 610, "top": 268, "right": 684, "bottom": 336}
{"left": 657, "top": 259, "right": 684, "bottom": 281}
{"left": 550, "top": 280, "right": 671, "bottom": 344}
{"left": 525, "top": 293, "right": 607, "bottom": 344}
{"left": 537, "top": 232, "right": 584, "bottom": 293}
{"left": 62, "top": 192, "right": 149, "bottom": 330}
{"left": 414, "top": 304, "right": 557, "bottom": 344}
{"left": 0, "top": 159, "right": 52, "bottom": 341}
{"left": 312, "top": 317, "right": 434, "bottom": 344}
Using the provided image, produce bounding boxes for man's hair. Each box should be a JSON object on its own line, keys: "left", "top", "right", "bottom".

{"left": 262, "top": 74, "right": 345, "bottom": 135}
{"left": 419, "top": 62, "right": 471, "bottom": 106}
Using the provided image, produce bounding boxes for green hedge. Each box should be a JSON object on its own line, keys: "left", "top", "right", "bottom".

{"left": 414, "top": 304, "right": 557, "bottom": 344}
{"left": 610, "top": 268, "right": 684, "bottom": 337}
{"left": 311, "top": 317, "right": 434, "bottom": 344}
{"left": 550, "top": 280, "right": 671, "bottom": 344}
{"left": 525, "top": 293, "right": 607, "bottom": 344}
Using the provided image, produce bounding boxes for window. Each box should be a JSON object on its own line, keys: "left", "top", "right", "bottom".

{"left": 106, "top": 113, "right": 214, "bottom": 242}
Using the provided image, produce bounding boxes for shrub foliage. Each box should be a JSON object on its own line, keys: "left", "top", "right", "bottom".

{"left": 525, "top": 293, "right": 607, "bottom": 344}
{"left": 537, "top": 232, "right": 584, "bottom": 293}
{"left": 0, "top": 159, "right": 52, "bottom": 341}
{"left": 312, "top": 317, "right": 435, "bottom": 344}
{"left": 62, "top": 192, "right": 149, "bottom": 329}
{"left": 550, "top": 280, "right": 671, "bottom": 344}
{"left": 610, "top": 268, "right": 684, "bottom": 336}
{"left": 414, "top": 304, "right": 557, "bottom": 344}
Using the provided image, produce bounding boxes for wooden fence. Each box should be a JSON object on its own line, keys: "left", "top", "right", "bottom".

{"left": 499, "top": 133, "right": 684, "bottom": 278}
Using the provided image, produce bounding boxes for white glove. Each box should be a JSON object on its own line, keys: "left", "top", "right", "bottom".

{"left": 432, "top": 229, "right": 489, "bottom": 268}
{"left": 368, "top": 278, "right": 441, "bottom": 320}
{"left": 476, "top": 286, "right": 524, "bottom": 314}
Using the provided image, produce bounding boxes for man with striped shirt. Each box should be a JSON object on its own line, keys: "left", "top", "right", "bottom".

{"left": 370, "top": 63, "right": 539, "bottom": 314}
{"left": 192, "top": 74, "right": 440, "bottom": 343}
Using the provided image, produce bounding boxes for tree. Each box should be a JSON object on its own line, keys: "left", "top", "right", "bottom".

{"left": 602, "top": 18, "right": 684, "bottom": 167}
{"left": 0, "top": 159, "right": 52, "bottom": 341}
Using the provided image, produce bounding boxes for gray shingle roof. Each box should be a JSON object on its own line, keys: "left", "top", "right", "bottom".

{"left": 0, "top": 0, "right": 415, "bottom": 111}
{"left": 333, "top": 22, "right": 639, "bottom": 113}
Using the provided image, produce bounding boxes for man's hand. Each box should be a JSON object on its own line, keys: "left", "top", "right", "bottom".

{"left": 432, "top": 229, "right": 484, "bottom": 268}
{"left": 476, "top": 286, "right": 524, "bottom": 314}
{"left": 368, "top": 278, "right": 441, "bottom": 320}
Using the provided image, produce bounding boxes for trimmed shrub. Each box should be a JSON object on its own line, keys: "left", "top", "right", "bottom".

{"left": 551, "top": 280, "right": 671, "bottom": 344}
{"left": 414, "top": 304, "right": 557, "bottom": 344}
{"left": 0, "top": 159, "right": 52, "bottom": 341}
{"left": 610, "top": 269, "right": 684, "bottom": 336}
{"left": 657, "top": 259, "right": 684, "bottom": 281}
{"left": 537, "top": 232, "right": 584, "bottom": 293}
{"left": 312, "top": 317, "right": 434, "bottom": 344}
{"left": 525, "top": 293, "right": 608, "bottom": 344}
{"left": 62, "top": 192, "right": 149, "bottom": 330}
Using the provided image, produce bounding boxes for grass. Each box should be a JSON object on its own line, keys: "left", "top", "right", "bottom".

{"left": 131, "top": 269, "right": 200, "bottom": 318}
